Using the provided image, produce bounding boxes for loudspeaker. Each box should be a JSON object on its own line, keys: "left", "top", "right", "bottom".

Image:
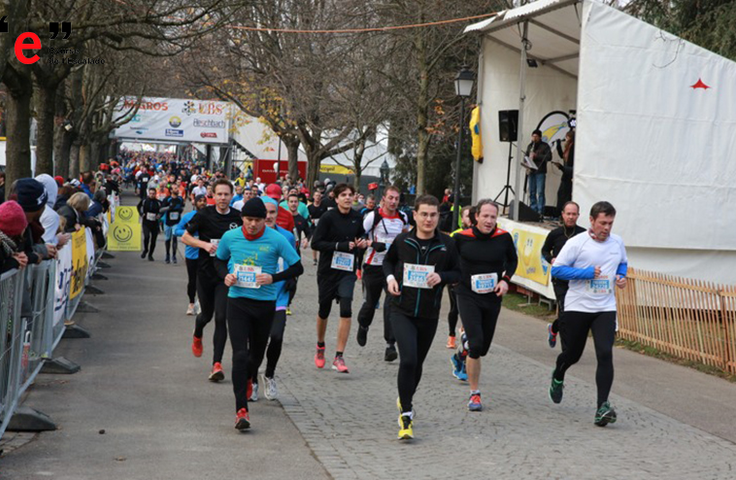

{"left": 509, "top": 200, "right": 541, "bottom": 222}
{"left": 498, "top": 110, "right": 519, "bottom": 142}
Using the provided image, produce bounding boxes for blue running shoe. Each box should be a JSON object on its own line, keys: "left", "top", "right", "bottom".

{"left": 468, "top": 392, "right": 483, "bottom": 412}
{"left": 457, "top": 362, "right": 468, "bottom": 381}
{"left": 450, "top": 354, "right": 464, "bottom": 380}
{"left": 547, "top": 323, "right": 557, "bottom": 348}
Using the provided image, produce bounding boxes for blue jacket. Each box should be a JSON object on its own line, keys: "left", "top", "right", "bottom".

{"left": 175, "top": 210, "right": 199, "bottom": 260}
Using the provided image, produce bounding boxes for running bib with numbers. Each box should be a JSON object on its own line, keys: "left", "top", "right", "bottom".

{"left": 331, "top": 252, "right": 354, "bottom": 271}
{"left": 209, "top": 238, "right": 220, "bottom": 257}
{"left": 146, "top": 212, "right": 157, "bottom": 222}
{"left": 234, "top": 265, "right": 261, "bottom": 288}
{"left": 402, "top": 263, "right": 434, "bottom": 289}
{"left": 586, "top": 277, "right": 612, "bottom": 295}
{"left": 471, "top": 273, "right": 498, "bottom": 294}
{"left": 170, "top": 212, "right": 180, "bottom": 221}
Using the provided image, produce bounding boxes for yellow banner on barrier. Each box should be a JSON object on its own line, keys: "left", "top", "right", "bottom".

{"left": 107, "top": 205, "right": 142, "bottom": 251}
{"left": 498, "top": 219, "right": 551, "bottom": 286}
{"left": 70, "top": 228, "right": 88, "bottom": 299}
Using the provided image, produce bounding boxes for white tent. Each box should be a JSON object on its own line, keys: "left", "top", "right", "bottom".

{"left": 465, "top": 0, "right": 736, "bottom": 285}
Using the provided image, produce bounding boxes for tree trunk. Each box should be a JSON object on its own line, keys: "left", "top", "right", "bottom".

{"left": 34, "top": 85, "right": 57, "bottom": 176}
{"left": 284, "top": 136, "right": 300, "bottom": 183}
{"left": 89, "top": 141, "right": 100, "bottom": 170}
{"left": 79, "top": 144, "right": 91, "bottom": 172}
{"left": 4, "top": 85, "right": 33, "bottom": 187}
{"left": 415, "top": 27, "right": 429, "bottom": 196}
{"left": 69, "top": 142, "right": 81, "bottom": 179}
{"left": 55, "top": 131, "right": 73, "bottom": 179}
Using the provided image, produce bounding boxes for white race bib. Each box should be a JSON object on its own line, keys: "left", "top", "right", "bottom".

{"left": 331, "top": 251, "right": 354, "bottom": 271}
{"left": 146, "top": 212, "right": 157, "bottom": 222}
{"left": 170, "top": 212, "right": 180, "bottom": 221}
{"left": 402, "top": 263, "right": 434, "bottom": 289}
{"left": 586, "top": 277, "right": 612, "bottom": 295}
{"left": 234, "top": 265, "right": 261, "bottom": 288}
{"left": 209, "top": 238, "right": 220, "bottom": 257}
{"left": 471, "top": 273, "right": 498, "bottom": 294}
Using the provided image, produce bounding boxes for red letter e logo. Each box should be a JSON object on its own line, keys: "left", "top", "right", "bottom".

{"left": 15, "top": 32, "right": 42, "bottom": 64}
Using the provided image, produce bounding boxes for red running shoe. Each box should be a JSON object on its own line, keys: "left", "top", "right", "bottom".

{"left": 192, "top": 335, "right": 203, "bottom": 357}
{"left": 314, "top": 345, "right": 326, "bottom": 369}
{"left": 332, "top": 356, "right": 349, "bottom": 373}
{"left": 235, "top": 408, "right": 250, "bottom": 430}
{"left": 209, "top": 362, "right": 225, "bottom": 382}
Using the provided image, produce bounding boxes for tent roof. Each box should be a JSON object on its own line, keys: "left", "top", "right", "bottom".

{"left": 465, "top": 0, "right": 583, "bottom": 78}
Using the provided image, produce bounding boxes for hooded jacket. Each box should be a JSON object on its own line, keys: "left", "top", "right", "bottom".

{"left": 35, "top": 174, "right": 61, "bottom": 245}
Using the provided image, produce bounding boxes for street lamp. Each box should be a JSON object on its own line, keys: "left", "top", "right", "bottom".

{"left": 453, "top": 65, "right": 475, "bottom": 229}
{"left": 379, "top": 159, "right": 390, "bottom": 197}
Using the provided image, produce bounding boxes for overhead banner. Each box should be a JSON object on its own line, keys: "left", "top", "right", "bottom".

{"left": 110, "top": 97, "right": 231, "bottom": 144}
{"left": 70, "top": 228, "right": 89, "bottom": 299}
{"left": 107, "top": 206, "right": 142, "bottom": 252}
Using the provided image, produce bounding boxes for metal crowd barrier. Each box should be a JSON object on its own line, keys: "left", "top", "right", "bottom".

{"left": 0, "top": 268, "right": 27, "bottom": 437}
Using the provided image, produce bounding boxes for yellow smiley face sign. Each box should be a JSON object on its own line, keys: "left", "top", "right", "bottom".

{"left": 108, "top": 221, "right": 142, "bottom": 251}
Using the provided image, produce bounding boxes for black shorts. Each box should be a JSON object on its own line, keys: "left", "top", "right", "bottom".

{"left": 318, "top": 272, "right": 357, "bottom": 305}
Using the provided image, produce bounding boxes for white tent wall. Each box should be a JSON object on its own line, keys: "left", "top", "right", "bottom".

{"left": 473, "top": 22, "right": 577, "bottom": 206}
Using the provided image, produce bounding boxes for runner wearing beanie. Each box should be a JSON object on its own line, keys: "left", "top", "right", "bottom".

{"left": 264, "top": 184, "right": 295, "bottom": 232}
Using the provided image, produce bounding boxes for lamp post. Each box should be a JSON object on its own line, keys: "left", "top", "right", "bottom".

{"left": 453, "top": 65, "right": 475, "bottom": 230}
{"left": 379, "top": 159, "right": 390, "bottom": 197}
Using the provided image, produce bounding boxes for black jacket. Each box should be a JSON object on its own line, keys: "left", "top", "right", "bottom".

{"left": 382, "top": 229, "right": 460, "bottom": 320}
{"left": 525, "top": 140, "right": 552, "bottom": 174}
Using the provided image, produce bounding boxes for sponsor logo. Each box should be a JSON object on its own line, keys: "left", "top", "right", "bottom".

{"left": 123, "top": 99, "right": 168, "bottom": 111}
{"left": 130, "top": 126, "right": 148, "bottom": 132}
{"left": 198, "top": 102, "right": 225, "bottom": 115}
{"left": 131, "top": 114, "right": 141, "bottom": 122}
{"left": 229, "top": 223, "right": 239, "bottom": 230}
{"left": 169, "top": 116, "right": 182, "bottom": 128}
{"left": 182, "top": 100, "right": 196, "bottom": 116}
{"left": 200, "top": 132, "right": 217, "bottom": 138}
{"left": 165, "top": 129, "right": 184, "bottom": 137}
{"left": 193, "top": 118, "right": 226, "bottom": 128}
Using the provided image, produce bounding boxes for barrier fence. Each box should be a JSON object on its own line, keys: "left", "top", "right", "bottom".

{"left": 0, "top": 198, "right": 115, "bottom": 439}
{"left": 615, "top": 268, "right": 736, "bottom": 375}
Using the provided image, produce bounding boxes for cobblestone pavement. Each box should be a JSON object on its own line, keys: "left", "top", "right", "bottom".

{"left": 271, "top": 258, "right": 736, "bottom": 480}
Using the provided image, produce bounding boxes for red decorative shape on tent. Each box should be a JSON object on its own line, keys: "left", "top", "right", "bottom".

{"left": 690, "top": 78, "right": 710, "bottom": 90}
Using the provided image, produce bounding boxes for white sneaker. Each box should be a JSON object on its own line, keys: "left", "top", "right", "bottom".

{"left": 260, "top": 373, "right": 279, "bottom": 400}
{"left": 249, "top": 381, "right": 259, "bottom": 402}
{"left": 186, "top": 304, "right": 195, "bottom": 316}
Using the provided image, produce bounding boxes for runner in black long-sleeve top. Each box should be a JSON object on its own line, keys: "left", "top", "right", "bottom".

{"left": 454, "top": 199, "right": 518, "bottom": 412}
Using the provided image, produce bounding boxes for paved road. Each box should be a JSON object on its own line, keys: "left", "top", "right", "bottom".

{"left": 3, "top": 196, "right": 736, "bottom": 479}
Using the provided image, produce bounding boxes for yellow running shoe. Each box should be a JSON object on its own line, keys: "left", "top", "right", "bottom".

{"left": 398, "top": 414, "right": 413, "bottom": 440}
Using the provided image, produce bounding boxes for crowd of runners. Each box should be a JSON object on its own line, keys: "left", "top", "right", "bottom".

{"left": 122, "top": 153, "right": 628, "bottom": 440}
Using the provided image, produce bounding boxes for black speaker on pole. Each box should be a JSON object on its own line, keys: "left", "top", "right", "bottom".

{"left": 498, "top": 110, "right": 519, "bottom": 142}
{"left": 509, "top": 200, "right": 542, "bottom": 222}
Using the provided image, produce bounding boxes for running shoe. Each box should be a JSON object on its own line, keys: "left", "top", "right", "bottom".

{"left": 396, "top": 397, "right": 416, "bottom": 419}
{"left": 332, "top": 356, "right": 349, "bottom": 373}
{"left": 313, "top": 258, "right": 318, "bottom": 266}
{"left": 446, "top": 335, "right": 456, "bottom": 349}
{"left": 250, "top": 381, "right": 259, "bottom": 402}
{"left": 468, "top": 392, "right": 483, "bottom": 412}
{"left": 261, "top": 373, "right": 279, "bottom": 400}
{"left": 172, "top": 256, "right": 177, "bottom": 264}
{"left": 148, "top": 256, "right": 154, "bottom": 262}
{"left": 235, "top": 408, "right": 250, "bottom": 430}
{"left": 209, "top": 362, "right": 225, "bottom": 382}
{"left": 286, "top": 307, "right": 292, "bottom": 316}
{"left": 594, "top": 401, "right": 617, "bottom": 427}
{"left": 314, "top": 345, "right": 326, "bottom": 369}
{"left": 191, "top": 335, "right": 203, "bottom": 357}
{"left": 457, "top": 362, "right": 468, "bottom": 382}
{"left": 165, "top": 255, "right": 170, "bottom": 264}
{"left": 384, "top": 345, "right": 398, "bottom": 362}
{"left": 547, "top": 323, "right": 557, "bottom": 348}
{"left": 356, "top": 325, "right": 368, "bottom": 347}
{"left": 186, "top": 304, "right": 195, "bottom": 316}
{"left": 398, "top": 414, "right": 414, "bottom": 440}
{"left": 141, "top": 251, "right": 147, "bottom": 259}
{"left": 549, "top": 372, "right": 564, "bottom": 404}
{"left": 450, "top": 354, "right": 467, "bottom": 381}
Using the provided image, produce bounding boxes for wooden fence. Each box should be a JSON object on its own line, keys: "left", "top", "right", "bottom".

{"left": 615, "top": 268, "right": 736, "bottom": 375}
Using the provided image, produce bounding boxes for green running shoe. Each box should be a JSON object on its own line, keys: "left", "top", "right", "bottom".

{"left": 549, "top": 372, "right": 564, "bottom": 404}
{"left": 594, "top": 401, "right": 617, "bottom": 427}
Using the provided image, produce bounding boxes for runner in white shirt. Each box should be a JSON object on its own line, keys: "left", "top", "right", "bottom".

{"left": 548, "top": 201, "right": 628, "bottom": 427}
{"left": 356, "top": 186, "right": 409, "bottom": 362}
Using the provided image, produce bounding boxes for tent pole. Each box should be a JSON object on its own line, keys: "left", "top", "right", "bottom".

{"left": 513, "top": 20, "right": 529, "bottom": 221}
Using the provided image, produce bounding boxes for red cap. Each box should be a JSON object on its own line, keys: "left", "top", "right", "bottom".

{"left": 0, "top": 201, "right": 29, "bottom": 237}
{"left": 265, "top": 184, "right": 282, "bottom": 200}
{"left": 368, "top": 183, "right": 379, "bottom": 191}
{"left": 54, "top": 176, "right": 64, "bottom": 187}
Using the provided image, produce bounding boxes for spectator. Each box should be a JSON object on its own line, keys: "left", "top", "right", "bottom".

{"left": 87, "top": 190, "right": 108, "bottom": 218}
{"left": 55, "top": 186, "right": 74, "bottom": 210}
{"left": 35, "top": 174, "right": 69, "bottom": 247}
{"left": 81, "top": 171, "right": 96, "bottom": 198}
{"left": 0, "top": 201, "right": 29, "bottom": 273}
{"left": 11, "top": 178, "right": 55, "bottom": 261}
{"left": 58, "top": 192, "right": 90, "bottom": 233}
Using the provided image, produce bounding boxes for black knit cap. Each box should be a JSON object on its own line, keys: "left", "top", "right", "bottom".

{"left": 240, "top": 197, "right": 267, "bottom": 219}
{"left": 15, "top": 178, "right": 48, "bottom": 212}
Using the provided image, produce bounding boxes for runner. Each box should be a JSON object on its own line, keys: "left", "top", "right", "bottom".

{"left": 447, "top": 206, "right": 473, "bottom": 350}
{"left": 382, "top": 194, "right": 460, "bottom": 439}
{"left": 138, "top": 187, "right": 162, "bottom": 261}
{"left": 136, "top": 167, "right": 152, "bottom": 200}
{"left": 356, "top": 186, "right": 408, "bottom": 362}
{"left": 232, "top": 188, "right": 252, "bottom": 211}
{"left": 182, "top": 179, "right": 243, "bottom": 381}
{"left": 287, "top": 193, "right": 311, "bottom": 254}
{"left": 548, "top": 201, "right": 627, "bottom": 427}
{"left": 214, "top": 197, "right": 303, "bottom": 430}
{"left": 308, "top": 190, "right": 328, "bottom": 266}
{"left": 176, "top": 194, "right": 207, "bottom": 315}
{"left": 310, "top": 183, "right": 367, "bottom": 373}
{"left": 541, "top": 201, "right": 585, "bottom": 348}
{"left": 454, "top": 199, "right": 518, "bottom": 411}
{"left": 162, "top": 187, "right": 185, "bottom": 264}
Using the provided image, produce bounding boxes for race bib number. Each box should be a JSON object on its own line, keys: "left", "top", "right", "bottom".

{"left": 471, "top": 273, "right": 498, "bottom": 294}
{"left": 331, "top": 251, "right": 354, "bottom": 271}
{"left": 234, "top": 265, "right": 261, "bottom": 288}
{"left": 146, "top": 212, "right": 157, "bottom": 222}
{"left": 586, "top": 277, "right": 612, "bottom": 295}
{"left": 209, "top": 238, "right": 220, "bottom": 257}
{"left": 402, "top": 263, "right": 434, "bottom": 289}
{"left": 170, "top": 212, "right": 180, "bottom": 221}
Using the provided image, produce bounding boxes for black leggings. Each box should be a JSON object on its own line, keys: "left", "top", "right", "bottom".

{"left": 391, "top": 311, "right": 438, "bottom": 414}
{"left": 142, "top": 222, "right": 158, "bottom": 256}
{"left": 165, "top": 235, "right": 178, "bottom": 258}
{"left": 551, "top": 280, "right": 569, "bottom": 336}
{"left": 194, "top": 274, "right": 229, "bottom": 364}
{"left": 227, "top": 297, "right": 275, "bottom": 411}
{"left": 254, "top": 309, "right": 287, "bottom": 379}
{"left": 357, "top": 265, "right": 394, "bottom": 344}
{"left": 553, "top": 311, "right": 616, "bottom": 407}
{"left": 447, "top": 285, "right": 459, "bottom": 337}
{"left": 457, "top": 293, "right": 502, "bottom": 359}
{"left": 185, "top": 258, "right": 198, "bottom": 303}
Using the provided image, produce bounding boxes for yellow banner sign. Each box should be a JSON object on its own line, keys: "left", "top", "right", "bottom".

{"left": 498, "top": 219, "right": 551, "bottom": 286}
{"left": 70, "top": 228, "right": 88, "bottom": 299}
{"left": 107, "top": 221, "right": 142, "bottom": 251}
{"left": 320, "top": 164, "right": 353, "bottom": 175}
{"left": 115, "top": 206, "right": 139, "bottom": 224}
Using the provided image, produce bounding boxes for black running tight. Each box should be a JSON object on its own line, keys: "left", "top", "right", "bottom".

{"left": 553, "top": 311, "right": 616, "bottom": 407}
{"left": 391, "top": 311, "right": 438, "bottom": 414}
{"left": 194, "top": 275, "right": 229, "bottom": 364}
{"left": 185, "top": 258, "right": 198, "bottom": 304}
